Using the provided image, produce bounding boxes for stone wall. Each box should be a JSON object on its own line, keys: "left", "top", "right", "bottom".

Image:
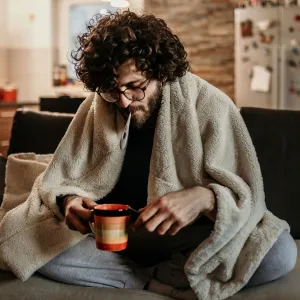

{"left": 144, "top": 0, "right": 236, "bottom": 100}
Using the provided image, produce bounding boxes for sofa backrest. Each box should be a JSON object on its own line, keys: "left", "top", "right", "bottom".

{"left": 241, "top": 107, "right": 300, "bottom": 239}
{"left": 7, "top": 109, "right": 74, "bottom": 156}
{"left": 39, "top": 96, "right": 84, "bottom": 114}
{"left": 6, "top": 107, "right": 300, "bottom": 239}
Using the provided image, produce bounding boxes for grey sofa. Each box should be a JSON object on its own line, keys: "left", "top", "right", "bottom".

{"left": 0, "top": 107, "right": 299, "bottom": 300}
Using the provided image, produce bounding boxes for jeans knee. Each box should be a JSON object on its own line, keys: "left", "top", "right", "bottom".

{"left": 244, "top": 231, "right": 297, "bottom": 288}
{"left": 269, "top": 230, "right": 297, "bottom": 277}
{"left": 280, "top": 231, "right": 297, "bottom": 274}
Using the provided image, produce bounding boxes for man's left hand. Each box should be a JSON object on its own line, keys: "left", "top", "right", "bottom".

{"left": 133, "top": 186, "right": 215, "bottom": 235}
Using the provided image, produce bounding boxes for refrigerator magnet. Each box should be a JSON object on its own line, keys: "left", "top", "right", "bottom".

{"left": 288, "top": 59, "right": 297, "bottom": 68}
{"left": 260, "top": 33, "right": 266, "bottom": 43}
{"left": 294, "top": 15, "right": 300, "bottom": 22}
{"left": 266, "top": 66, "right": 273, "bottom": 72}
{"left": 238, "top": 1, "right": 246, "bottom": 8}
{"left": 250, "top": 66, "right": 271, "bottom": 93}
{"left": 248, "top": 69, "right": 253, "bottom": 78}
{"left": 250, "top": 0, "right": 259, "bottom": 5}
{"left": 261, "top": 0, "right": 267, "bottom": 7}
{"left": 259, "top": 33, "right": 274, "bottom": 44}
{"left": 241, "top": 20, "right": 253, "bottom": 38}
{"left": 289, "top": 86, "right": 295, "bottom": 94}
{"left": 291, "top": 47, "right": 299, "bottom": 55}
{"left": 285, "top": 0, "right": 298, "bottom": 5}
{"left": 265, "top": 48, "right": 271, "bottom": 56}
{"left": 242, "top": 57, "right": 251, "bottom": 63}
{"left": 265, "top": 35, "right": 274, "bottom": 44}
{"left": 290, "top": 39, "right": 298, "bottom": 47}
{"left": 252, "top": 41, "right": 259, "bottom": 48}
{"left": 289, "top": 80, "right": 295, "bottom": 94}
{"left": 289, "top": 27, "right": 295, "bottom": 33}
{"left": 256, "top": 19, "right": 276, "bottom": 31}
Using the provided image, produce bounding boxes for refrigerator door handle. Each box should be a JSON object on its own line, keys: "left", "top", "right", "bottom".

{"left": 279, "top": 44, "right": 287, "bottom": 110}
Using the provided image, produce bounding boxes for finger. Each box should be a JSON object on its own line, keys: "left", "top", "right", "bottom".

{"left": 70, "top": 205, "right": 94, "bottom": 222}
{"left": 144, "top": 210, "right": 170, "bottom": 233}
{"left": 156, "top": 217, "right": 176, "bottom": 235}
{"left": 67, "top": 223, "right": 77, "bottom": 231}
{"left": 82, "top": 198, "right": 97, "bottom": 210}
{"left": 66, "top": 214, "right": 91, "bottom": 234}
{"left": 138, "top": 206, "right": 147, "bottom": 213}
{"left": 65, "top": 213, "right": 91, "bottom": 235}
{"left": 134, "top": 205, "right": 159, "bottom": 230}
{"left": 167, "top": 222, "right": 184, "bottom": 236}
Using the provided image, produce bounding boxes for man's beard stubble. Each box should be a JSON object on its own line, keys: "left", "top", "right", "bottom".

{"left": 132, "top": 81, "right": 162, "bottom": 128}
{"left": 119, "top": 81, "right": 163, "bottom": 129}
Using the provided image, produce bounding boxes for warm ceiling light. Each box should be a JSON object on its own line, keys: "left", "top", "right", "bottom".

{"left": 111, "top": 0, "right": 130, "bottom": 8}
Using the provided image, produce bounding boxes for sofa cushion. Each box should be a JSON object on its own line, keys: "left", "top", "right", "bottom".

{"left": 8, "top": 110, "right": 74, "bottom": 156}
{"left": 241, "top": 107, "right": 300, "bottom": 239}
{"left": 0, "top": 271, "right": 172, "bottom": 300}
{"left": 0, "top": 241, "right": 299, "bottom": 300}
{"left": 229, "top": 240, "right": 300, "bottom": 300}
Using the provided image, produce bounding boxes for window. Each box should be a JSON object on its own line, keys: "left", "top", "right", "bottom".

{"left": 68, "top": 3, "right": 117, "bottom": 80}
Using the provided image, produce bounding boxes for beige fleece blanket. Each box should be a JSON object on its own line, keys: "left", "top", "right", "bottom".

{"left": 0, "top": 72, "right": 289, "bottom": 300}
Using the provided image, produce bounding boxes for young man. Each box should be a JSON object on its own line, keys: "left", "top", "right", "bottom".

{"left": 0, "top": 11, "right": 297, "bottom": 300}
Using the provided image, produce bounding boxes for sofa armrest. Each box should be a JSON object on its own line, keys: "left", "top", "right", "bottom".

{"left": 241, "top": 107, "right": 300, "bottom": 239}
{"left": 0, "top": 155, "right": 7, "bottom": 206}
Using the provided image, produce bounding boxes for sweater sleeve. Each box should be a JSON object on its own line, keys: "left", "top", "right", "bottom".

{"left": 201, "top": 93, "right": 266, "bottom": 241}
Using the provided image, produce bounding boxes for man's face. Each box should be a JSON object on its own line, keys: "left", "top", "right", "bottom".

{"left": 114, "top": 59, "right": 162, "bottom": 128}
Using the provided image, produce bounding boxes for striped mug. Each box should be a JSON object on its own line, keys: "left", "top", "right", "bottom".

{"left": 90, "top": 204, "right": 131, "bottom": 251}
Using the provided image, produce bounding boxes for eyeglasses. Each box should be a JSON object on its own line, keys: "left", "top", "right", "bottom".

{"left": 98, "top": 79, "right": 151, "bottom": 103}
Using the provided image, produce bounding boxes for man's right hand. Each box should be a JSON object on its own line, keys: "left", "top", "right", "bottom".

{"left": 64, "top": 196, "right": 97, "bottom": 234}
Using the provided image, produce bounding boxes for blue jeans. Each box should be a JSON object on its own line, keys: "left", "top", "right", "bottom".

{"left": 38, "top": 224, "right": 297, "bottom": 290}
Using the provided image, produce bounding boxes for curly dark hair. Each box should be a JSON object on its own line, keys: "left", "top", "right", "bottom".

{"left": 71, "top": 10, "right": 190, "bottom": 92}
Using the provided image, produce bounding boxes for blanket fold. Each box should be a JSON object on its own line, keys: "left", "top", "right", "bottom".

{"left": 0, "top": 72, "right": 288, "bottom": 299}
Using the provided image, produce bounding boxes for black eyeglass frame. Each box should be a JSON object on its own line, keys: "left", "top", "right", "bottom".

{"left": 97, "top": 79, "right": 151, "bottom": 103}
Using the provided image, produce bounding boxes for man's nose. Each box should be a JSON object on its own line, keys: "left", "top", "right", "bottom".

{"left": 118, "top": 93, "right": 132, "bottom": 108}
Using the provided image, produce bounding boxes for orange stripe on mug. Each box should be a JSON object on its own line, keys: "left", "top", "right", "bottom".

{"left": 97, "top": 242, "right": 128, "bottom": 252}
{"left": 91, "top": 204, "right": 131, "bottom": 252}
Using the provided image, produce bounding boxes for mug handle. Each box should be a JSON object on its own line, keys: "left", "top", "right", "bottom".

{"left": 89, "top": 208, "right": 95, "bottom": 235}
{"left": 89, "top": 222, "right": 95, "bottom": 235}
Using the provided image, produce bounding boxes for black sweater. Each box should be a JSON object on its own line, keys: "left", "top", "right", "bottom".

{"left": 98, "top": 126, "right": 155, "bottom": 210}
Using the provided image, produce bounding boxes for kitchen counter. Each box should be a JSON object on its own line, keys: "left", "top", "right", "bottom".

{"left": 0, "top": 102, "right": 39, "bottom": 108}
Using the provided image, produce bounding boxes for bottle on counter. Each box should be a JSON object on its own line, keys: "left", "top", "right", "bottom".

{"left": 59, "top": 65, "right": 68, "bottom": 86}
{"left": 53, "top": 65, "right": 61, "bottom": 87}
{"left": 2, "top": 82, "right": 18, "bottom": 103}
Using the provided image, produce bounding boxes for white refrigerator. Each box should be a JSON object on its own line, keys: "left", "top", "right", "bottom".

{"left": 235, "top": 7, "right": 300, "bottom": 110}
